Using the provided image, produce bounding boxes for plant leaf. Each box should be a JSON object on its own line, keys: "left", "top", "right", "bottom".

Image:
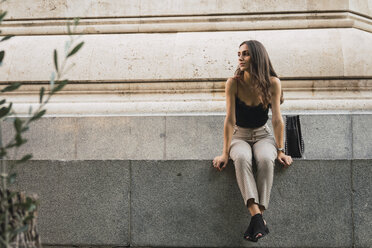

{"left": 0, "top": 35, "right": 14, "bottom": 42}
{"left": 16, "top": 154, "right": 32, "bottom": 164}
{"left": 0, "top": 99, "right": 5, "bottom": 105}
{"left": 0, "top": 148, "right": 7, "bottom": 158}
{"left": 0, "top": 50, "right": 5, "bottom": 65}
{"left": 67, "top": 22, "right": 71, "bottom": 35}
{"left": 73, "top": 17, "right": 80, "bottom": 26}
{"left": 0, "top": 102, "right": 12, "bottom": 118}
{"left": 51, "top": 80, "right": 68, "bottom": 94}
{"left": 54, "top": 49, "right": 58, "bottom": 72}
{"left": 13, "top": 224, "right": 29, "bottom": 235}
{"left": 1, "top": 82, "right": 21, "bottom": 92}
{"left": 0, "top": 11, "right": 7, "bottom": 23}
{"left": 15, "top": 133, "right": 23, "bottom": 146}
{"left": 67, "top": 41, "right": 84, "bottom": 58}
{"left": 14, "top": 117, "right": 23, "bottom": 132}
{"left": 30, "top": 109, "right": 46, "bottom": 122}
{"left": 8, "top": 173, "right": 16, "bottom": 184}
{"left": 21, "top": 126, "right": 29, "bottom": 132}
{"left": 23, "top": 214, "right": 35, "bottom": 223}
{"left": 50, "top": 72, "right": 55, "bottom": 90}
{"left": 28, "top": 105, "right": 33, "bottom": 115}
{"left": 39, "top": 86, "right": 45, "bottom": 103}
{"left": 28, "top": 203, "right": 37, "bottom": 212}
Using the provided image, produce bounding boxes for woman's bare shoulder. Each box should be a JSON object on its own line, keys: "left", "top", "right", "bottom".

{"left": 269, "top": 76, "right": 281, "bottom": 90}
{"left": 269, "top": 76, "right": 280, "bottom": 85}
{"left": 225, "top": 77, "right": 238, "bottom": 94}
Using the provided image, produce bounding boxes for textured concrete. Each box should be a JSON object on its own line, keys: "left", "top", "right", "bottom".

{"left": 300, "top": 114, "right": 352, "bottom": 159}
{"left": 352, "top": 114, "right": 372, "bottom": 159}
{"left": 2, "top": 114, "right": 371, "bottom": 160}
{"left": 2, "top": 117, "right": 76, "bottom": 160}
{"left": 2, "top": 0, "right": 365, "bottom": 19}
{"left": 352, "top": 160, "right": 372, "bottom": 248}
{"left": 1, "top": 29, "right": 371, "bottom": 82}
{"left": 5, "top": 159, "right": 367, "bottom": 247}
{"left": 131, "top": 160, "right": 353, "bottom": 247}
{"left": 165, "top": 115, "right": 224, "bottom": 159}
{"left": 75, "top": 116, "right": 165, "bottom": 160}
{"left": 9, "top": 160, "right": 130, "bottom": 245}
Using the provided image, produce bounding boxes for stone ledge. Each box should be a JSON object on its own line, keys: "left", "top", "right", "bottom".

{"left": 1, "top": 29, "right": 371, "bottom": 82}
{"left": 10, "top": 159, "right": 371, "bottom": 247}
{"left": 2, "top": 113, "right": 371, "bottom": 160}
{"left": 1, "top": 12, "right": 371, "bottom": 35}
{"left": 1, "top": 0, "right": 370, "bottom": 20}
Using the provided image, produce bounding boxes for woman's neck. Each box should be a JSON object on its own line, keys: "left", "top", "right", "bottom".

{"left": 242, "top": 71, "right": 253, "bottom": 86}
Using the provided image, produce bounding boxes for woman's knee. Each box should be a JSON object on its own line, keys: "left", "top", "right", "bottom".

{"left": 234, "top": 153, "right": 252, "bottom": 168}
{"left": 256, "top": 156, "right": 275, "bottom": 172}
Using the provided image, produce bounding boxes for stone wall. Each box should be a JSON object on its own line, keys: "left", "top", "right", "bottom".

{"left": 1, "top": 1, "right": 372, "bottom": 247}
{"left": 0, "top": 0, "right": 371, "bottom": 114}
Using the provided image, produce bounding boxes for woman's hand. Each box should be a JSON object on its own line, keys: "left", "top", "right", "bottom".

{"left": 277, "top": 152, "right": 293, "bottom": 168}
{"left": 213, "top": 154, "right": 229, "bottom": 171}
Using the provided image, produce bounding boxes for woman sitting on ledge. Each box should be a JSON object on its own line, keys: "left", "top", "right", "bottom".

{"left": 213, "top": 40, "right": 293, "bottom": 242}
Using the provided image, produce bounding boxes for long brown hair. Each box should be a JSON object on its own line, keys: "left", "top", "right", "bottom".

{"left": 233, "top": 40, "right": 283, "bottom": 108}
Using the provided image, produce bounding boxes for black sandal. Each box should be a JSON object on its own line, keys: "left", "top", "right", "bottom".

{"left": 243, "top": 217, "right": 256, "bottom": 242}
{"left": 244, "top": 213, "right": 268, "bottom": 242}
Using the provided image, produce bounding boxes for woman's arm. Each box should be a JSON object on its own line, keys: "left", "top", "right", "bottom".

{"left": 270, "top": 77, "right": 293, "bottom": 167}
{"left": 213, "top": 77, "right": 236, "bottom": 171}
{"left": 222, "top": 78, "right": 237, "bottom": 156}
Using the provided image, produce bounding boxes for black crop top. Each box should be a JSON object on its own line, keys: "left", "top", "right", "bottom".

{"left": 234, "top": 78, "right": 269, "bottom": 128}
{"left": 235, "top": 97, "right": 269, "bottom": 128}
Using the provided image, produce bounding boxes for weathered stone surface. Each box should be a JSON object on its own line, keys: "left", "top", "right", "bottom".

{"left": 2, "top": 117, "right": 76, "bottom": 160}
{"left": 131, "top": 160, "right": 352, "bottom": 247}
{"left": 76, "top": 116, "right": 165, "bottom": 160}
{"left": 352, "top": 114, "right": 372, "bottom": 159}
{"left": 299, "top": 114, "right": 352, "bottom": 159}
{"left": 130, "top": 160, "right": 248, "bottom": 247}
{"left": 1, "top": 29, "right": 371, "bottom": 82}
{"left": 1, "top": 0, "right": 360, "bottom": 19}
{"left": 10, "top": 160, "right": 130, "bottom": 245}
{"left": 165, "top": 115, "right": 224, "bottom": 159}
{"left": 3, "top": 113, "right": 370, "bottom": 160}
{"left": 352, "top": 160, "right": 372, "bottom": 248}
{"left": 268, "top": 160, "right": 352, "bottom": 247}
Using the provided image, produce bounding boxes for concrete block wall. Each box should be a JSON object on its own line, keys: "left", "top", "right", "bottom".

{"left": 4, "top": 113, "right": 372, "bottom": 247}
{"left": 1, "top": 1, "right": 372, "bottom": 247}
{"left": 10, "top": 159, "right": 372, "bottom": 247}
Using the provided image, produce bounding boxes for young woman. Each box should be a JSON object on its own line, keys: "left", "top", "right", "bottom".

{"left": 212, "top": 40, "right": 293, "bottom": 242}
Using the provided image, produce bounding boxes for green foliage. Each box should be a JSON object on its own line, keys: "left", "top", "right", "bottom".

{"left": 0, "top": 50, "right": 4, "bottom": 64}
{"left": 0, "top": 35, "right": 13, "bottom": 42}
{"left": 1, "top": 82, "right": 21, "bottom": 93}
{"left": 0, "top": 13, "right": 84, "bottom": 246}
{"left": 67, "top": 41, "right": 84, "bottom": 57}
{"left": 54, "top": 49, "right": 58, "bottom": 72}
{"left": 0, "top": 11, "right": 7, "bottom": 23}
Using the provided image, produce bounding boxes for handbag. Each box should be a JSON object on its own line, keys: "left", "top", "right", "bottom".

{"left": 285, "top": 115, "right": 304, "bottom": 158}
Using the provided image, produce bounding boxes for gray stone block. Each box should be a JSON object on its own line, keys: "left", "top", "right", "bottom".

{"left": 76, "top": 116, "right": 165, "bottom": 160}
{"left": 131, "top": 160, "right": 352, "bottom": 247}
{"left": 299, "top": 114, "right": 352, "bottom": 159}
{"left": 165, "top": 115, "right": 224, "bottom": 159}
{"left": 10, "top": 160, "right": 130, "bottom": 245}
{"left": 131, "top": 160, "right": 248, "bottom": 247}
{"left": 352, "top": 160, "right": 372, "bottom": 248}
{"left": 352, "top": 115, "right": 372, "bottom": 159}
{"left": 3, "top": 113, "right": 370, "bottom": 161}
{"left": 2, "top": 117, "right": 76, "bottom": 160}
{"left": 268, "top": 160, "right": 352, "bottom": 247}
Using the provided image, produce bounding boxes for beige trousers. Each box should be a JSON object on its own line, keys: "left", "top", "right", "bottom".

{"left": 229, "top": 123, "right": 277, "bottom": 210}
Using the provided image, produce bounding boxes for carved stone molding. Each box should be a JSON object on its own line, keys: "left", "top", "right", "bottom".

{"left": 0, "top": 12, "right": 371, "bottom": 35}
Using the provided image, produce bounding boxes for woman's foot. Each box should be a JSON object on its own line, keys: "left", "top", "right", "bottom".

{"left": 243, "top": 218, "right": 256, "bottom": 242}
{"left": 244, "top": 213, "right": 268, "bottom": 242}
